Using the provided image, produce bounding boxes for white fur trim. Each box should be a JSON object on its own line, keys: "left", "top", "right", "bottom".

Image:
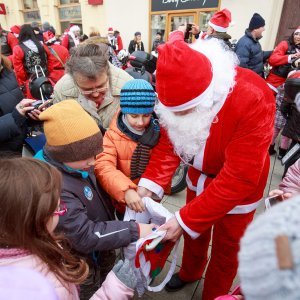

{"left": 208, "top": 21, "right": 228, "bottom": 33}
{"left": 228, "top": 199, "right": 263, "bottom": 214}
{"left": 162, "top": 77, "right": 214, "bottom": 112}
{"left": 175, "top": 211, "right": 200, "bottom": 239}
{"left": 186, "top": 174, "right": 197, "bottom": 192}
{"left": 266, "top": 83, "right": 278, "bottom": 94}
{"left": 70, "top": 25, "right": 80, "bottom": 32}
{"left": 196, "top": 173, "right": 207, "bottom": 196}
{"left": 138, "top": 178, "right": 164, "bottom": 199}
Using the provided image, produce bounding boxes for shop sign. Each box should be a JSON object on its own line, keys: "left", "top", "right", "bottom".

{"left": 24, "top": 10, "right": 40, "bottom": 22}
{"left": 151, "top": 0, "right": 219, "bottom": 12}
{"left": 0, "top": 4, "right": 6, "bottom": 15}
{"left": 59, "top": 5, "right": 81, "bottom": 20}
{"left": 88, "top": 0, "right": 103, "bottom": 4}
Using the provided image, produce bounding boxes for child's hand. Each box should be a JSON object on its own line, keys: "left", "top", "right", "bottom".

{"left": 138, "top": 223, "right": 157, "bottom": 238}
{"left": 124, "top": 189, "right": 145, "bottom": 212}
{"left": 112, "top": 259, "right": 137, "bottom": 289}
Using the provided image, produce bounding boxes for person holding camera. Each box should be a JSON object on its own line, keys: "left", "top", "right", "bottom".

{"left": 266, "top": 26, "right": 300, "bottom": 94}
{"left": 190, "top": 9, "right": 232, "bottom": 48}
{"left": 0, "top": 48, "right": 41, "bottom": 155}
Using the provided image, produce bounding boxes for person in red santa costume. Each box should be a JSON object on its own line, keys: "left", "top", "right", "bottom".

{"left": 137, "top": 25, "right": 275, "bottom": 300}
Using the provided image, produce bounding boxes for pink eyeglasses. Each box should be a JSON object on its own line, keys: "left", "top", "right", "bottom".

{"left": 53, "top": 202, "right": 67, "bottom": 216}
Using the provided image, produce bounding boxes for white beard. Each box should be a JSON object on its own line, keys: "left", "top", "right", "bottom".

{"left": 155, "top": 38, "right": 239, "bottom": 162}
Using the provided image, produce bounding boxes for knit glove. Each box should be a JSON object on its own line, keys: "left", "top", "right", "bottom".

{"left": 112, "top": 259, "right": 137, "bottom": 290}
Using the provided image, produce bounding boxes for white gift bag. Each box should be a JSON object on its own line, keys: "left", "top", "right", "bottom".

{"left": 123, "top": 197, "right": 179, "bottom": 296}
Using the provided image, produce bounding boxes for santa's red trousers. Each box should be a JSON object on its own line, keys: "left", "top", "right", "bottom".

{"left": 179, "top": 188, "right": 255, "bottom": 300}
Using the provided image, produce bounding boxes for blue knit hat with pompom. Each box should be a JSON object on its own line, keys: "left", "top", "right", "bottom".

{"left": 120, "top": 79, "right": 156, "bottom": 114}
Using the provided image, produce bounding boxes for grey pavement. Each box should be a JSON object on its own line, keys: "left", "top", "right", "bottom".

{"left": 135, "top": 154, "right": 283, "bottom": 300}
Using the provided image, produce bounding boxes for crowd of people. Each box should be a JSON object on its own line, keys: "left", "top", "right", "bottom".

{"left": 0, "top": 8, "right": 300, "bottom": 300}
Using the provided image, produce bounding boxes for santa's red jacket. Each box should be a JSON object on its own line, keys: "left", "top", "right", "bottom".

{"left": 139, "top": 67, "right": 275, "bottom": 238}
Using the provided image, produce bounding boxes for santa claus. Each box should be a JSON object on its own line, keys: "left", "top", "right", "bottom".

{"left": 137, "top": 27, "right": 275, "bottom": 300}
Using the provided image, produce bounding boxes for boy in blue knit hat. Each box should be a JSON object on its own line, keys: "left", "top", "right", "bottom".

{"left": 95, "top": 79, "right": 160, "bottom": 218}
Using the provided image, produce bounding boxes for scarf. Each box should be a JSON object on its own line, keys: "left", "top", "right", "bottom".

{"left": 117, "top": 112, "right": 160, "bottom": 180}
{"left": 0, "top": 248, "right": 30, "bottom": 259}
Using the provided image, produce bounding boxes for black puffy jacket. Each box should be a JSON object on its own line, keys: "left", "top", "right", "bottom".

{"left": 0, "top": 67, "right": 25, "bottom": 154}
{"left": 235, "top": 30, "right": 272, "bottom": 77}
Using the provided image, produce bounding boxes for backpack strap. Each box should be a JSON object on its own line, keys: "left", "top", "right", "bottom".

{"left": 48, "top": 46, "right": 65, "bottom": 68}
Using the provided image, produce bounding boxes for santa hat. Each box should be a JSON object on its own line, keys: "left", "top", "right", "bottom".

{"left": 108, "top": 27, "right": 114, "bottom": 34}
{"left": 208, "top": 9, "right": 231, "bottom": 33}
{"left": 43, "top": 31, "right": 56, "bottom": 45}
{"left": 69, "top": 25, "right": 80, "bottom": 33}
{"left": 295, "top": 26, "right": 300, "bottom": 34}
{"left": 10, "top": 25, "right": 21, "bottom": 35}
{"left": 156, "top": 31, "right": 213, "bottom": 112}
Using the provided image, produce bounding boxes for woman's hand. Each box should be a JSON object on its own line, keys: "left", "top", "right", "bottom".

{"left": 191, "top": 23, "right": 200, "bottom": 35}
{"left": 16, "top": 99, "right": 36, "bottom": 116}
{"left": 124, "top": 189, "right": 145, "bottom": 212}
{"left": 269, "top": 189, "right": 292, "bottom": 200}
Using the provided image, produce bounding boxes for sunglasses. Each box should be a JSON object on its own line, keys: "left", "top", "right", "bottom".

{"left": 53, "top": 202, "right": 67, "bottom": 216}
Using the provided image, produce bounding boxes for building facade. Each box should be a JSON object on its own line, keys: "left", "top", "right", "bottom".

{"left": 0, "top": 0, "right": 289, "bottom": 52}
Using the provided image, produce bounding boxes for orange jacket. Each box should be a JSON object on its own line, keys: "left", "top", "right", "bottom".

{"left": 95, "top": 112, "right": 141, "bottom": 210}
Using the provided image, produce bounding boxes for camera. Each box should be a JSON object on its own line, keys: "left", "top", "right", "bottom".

{"left": 184, "top": 24, "right": 193, "bottom": 42}
{"left": 265, "top": 194, "right": 284, "bottom": 209}
{"left": 26, "top": 100, "right": 53, "bottom": 116}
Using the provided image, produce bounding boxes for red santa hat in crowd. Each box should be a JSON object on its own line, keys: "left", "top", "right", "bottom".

{"left": 43, "top": 31, "right": 57, "bottom": 45}
{"left": 108, "top": 27, "right": 114, "bottom": 34}
{"left": 10, "top": 25, "right": 21, "bottom": 35}
{"left": 208, "top": 8, "right": 231, "bottom": 33}
{"left": 156, "top": 31, "right": 213, "bottom": 112}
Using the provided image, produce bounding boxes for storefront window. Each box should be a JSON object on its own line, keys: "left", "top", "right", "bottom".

{"left": 58, "top": 0, "right": 82, "bottom": 34}
{"left": 24, "top": 11, "right": 41, "bottom": 23}
{"left": 199, "top": 11, "right": 215, "bottom": 32}
{"left": 59, "top": 0, "right": 80, "bottom": 4}
{"left": 23, "top": 0, "right": 41, "bottom": 24}
{"left": 151, "top": 15, "right": 166, "bottom": 50}
{"left": 23, "top": 0, "right": 38, "bottom": 9}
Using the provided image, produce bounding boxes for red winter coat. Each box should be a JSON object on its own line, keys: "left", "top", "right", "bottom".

{"left": 266, "top": 40, "right": 298, "bottom": 90}
{"left": 47, "top": 44, "right": 69, "bottom": 83}
{"left": 140, "top": 67, "right": 275, "bottom": 236}
{"left": 12, "top": 43, "right": 51, "bottom": 98}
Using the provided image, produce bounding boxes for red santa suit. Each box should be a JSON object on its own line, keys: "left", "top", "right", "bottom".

{"left": 139, "top": 31, "right": 275, "bottom": 300}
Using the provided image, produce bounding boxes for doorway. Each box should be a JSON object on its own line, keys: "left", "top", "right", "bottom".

{"left": 167, "top": 13, "right": 196, "bottom": 43}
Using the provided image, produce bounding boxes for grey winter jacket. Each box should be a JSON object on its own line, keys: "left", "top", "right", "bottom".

{"left": 235, "top": 30, "right": 272, "bottom": 77}
{"left": 36, "top": 150, "right": 139, "bottom": 255}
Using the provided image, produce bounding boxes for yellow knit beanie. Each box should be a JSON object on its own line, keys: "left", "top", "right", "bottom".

{"left": 39, "top": 100, "right": 103, "bottom": 162}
